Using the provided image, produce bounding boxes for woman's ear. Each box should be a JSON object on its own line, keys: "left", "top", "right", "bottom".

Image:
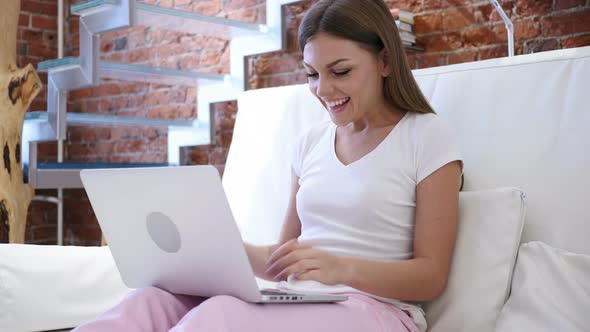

{"left": 379, "top": 49, "right": 392, "bottom": 77}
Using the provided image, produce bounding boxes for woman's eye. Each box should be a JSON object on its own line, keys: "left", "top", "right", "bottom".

{"left": 334, "top": 69, "right": 351, "bottom": 76}
{"left": 306, "top": 72, "right": 319, "bottom": 79}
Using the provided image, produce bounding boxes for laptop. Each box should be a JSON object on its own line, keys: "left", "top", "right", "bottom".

{"left": 80, "top": 165, "right": 347, "bottom": 304}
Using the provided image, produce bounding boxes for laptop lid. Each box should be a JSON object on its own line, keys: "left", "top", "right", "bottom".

{"left": 80, "top": 165, "right": 263, "bottom": 302}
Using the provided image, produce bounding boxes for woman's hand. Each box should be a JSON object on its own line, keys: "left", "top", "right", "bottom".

{"left": 265, "top": 239, "right": 345, "bottom": 285}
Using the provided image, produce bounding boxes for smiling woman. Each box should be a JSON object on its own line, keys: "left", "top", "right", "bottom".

{"left": 73, "top": 1, "right": 462, "bottom": 332}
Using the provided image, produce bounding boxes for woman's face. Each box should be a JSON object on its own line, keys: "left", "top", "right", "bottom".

{"left": 303, "top": 32, "right": 389, "bottom": 127}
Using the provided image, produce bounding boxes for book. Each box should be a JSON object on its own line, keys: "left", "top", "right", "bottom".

{"left": 395, "top": 20, "right": 413, "bottom": 33}
{"left": 391, "top": 8, "right": 414, "bottom": 24}
{"left": 399, "top": 31, "right": 416, "bottom": 44}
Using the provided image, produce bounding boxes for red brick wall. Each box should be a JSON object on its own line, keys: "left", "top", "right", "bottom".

{"left": 20, "top": 0, "right": 590, "bottom": 245}
{"left": 18, "top": 0, "right": 60, "bottom": 244}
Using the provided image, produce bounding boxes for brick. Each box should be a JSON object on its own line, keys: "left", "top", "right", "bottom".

{"left": 69, "top": 88, "right": 93, "bottom": 100}
{"left": 146, "top": 104, "right": 195, "bottom": 119}
{"left": 512, "top": 18, "right": 541, "bottom": 40}
{"left": 22, "top": 1, "right": 57, "bottom": 15}
{"left": 462, "top": 27, "right": 501, "bottom": 47}
{"left": 479, "top": 45, "right": 510, "bottom": 60}
{"left": 227, "top": 7, "right": 260, "bottom": 23}
{"left": 103, "top": 52, "right": 124, "bottom": 62}
{"left": 554, "top": 0, "right": 586, "bottom": 10}
{"left": 32, "top": 15, "right": 57, "bottom": 30}
{"left": 21, "top": 29, "right": 43, "bottom": 43}
{"left": 91, "top": 141, "right": 116, "bottom": 155}
{"left": 154, "top": 42, "right": 190, "bottom": 59}
{"left": 216, "top": 131, "right": 233, "bottom": 148}
{"left": 223, "top": 0, "right": 262, "bottom": 11}
{"left": 516, "top": 0, "right": 552, "bottom": 17}
{"left": 198, "top": 50, "right": 222, "bottom": 67}
{"left": 183, "top": 35, "right": 227, "bottom": 51}
{"left": 522, "top": 38, "right": 559, "bottom": 54}
{"left": 405, "top": 54, "right": 418, "bottom": 69}
{"left": 114, "top": 140, "right": 145, "bottom": 153}
{"left": 69, "top": 17, "right": 79, "bottom": 34}
{"left": 187, "top": 148, "right": 209, "bottom": 165}
{"left": 126, "top": 48, "right": 152, "bottom": 63}
{"left": 143, "top": 90, "right": 187, "bottom": 107}
{"left": 30, "top": 225, "right": 60, "bottom": 242}
{"left": 448, "top": 50, "right": 478, "bottom": 64}
{"left": 175, "top": 0, "right": 193, "bottom": 6}
{"left": 541, "top": 9, "right": 590, "bottom": 37}
{"left": 209, "top": 147, "right": 228, "bottom": 165}
{"left": 67, "top": 143, "right": 92, "bottom": 157}
{"left": 100, "top": 39, "right": 114, "bottom": 53}
{"left": 417, "top": 0, "right": 441, "bottom": 11}
{"left": 561, "top": 34, "right": 590, "bottom": 48}
{"left": 159, "top": 0, "right": 173, "bottom": 8}
{"left": 191, "top": 1, "right": 222, "bottom": 16}
{"left": 414, "top": 13, "right": 442, "bottom": 35}
{"left": 442, "top": 8, "right": 475, "bottom": 32}
{"left": 85, "top": 99, "right": 102, "bottom": 113}
{"left": 19, "top": 14, "right": 30, "bottom": 27}
{"left": 147, "top": 137, "right": 167, "bottom": 151}
{"left": 92, "top": 84, "right": 125, "bottom": 98}
{"left": 136, "top": 152, "right": 167, "bottom": 163}
{"left": 419, "top": 33, "right": 463, "bottom": 52}
{"left": 29, "top": 44, "right": 57, "bottom": 58}
{"left": 253, "top": 56, "right": 301, "bottom": 75}
{"left": 186, "top": 87, "right": 197, "bottom": 104}
{"left": 43, "top": 31, "right": 57, "bottom": 44}
{"left": 384, "top": 0, "right": 420, "bottom": 12}
{"left": 128, "top": 30, "right": 148, "bottom": 49}
{"left": 100, "top": 97, "right": 129, "bottom": 113}
{"left": 418, "top": 53, "right": 446, "bottom": 69}
{"left": 110, "top": 128, "right": 140, "bottom": 140}
{"left": 474, "top": 2, "right": 514, "bottom": 24}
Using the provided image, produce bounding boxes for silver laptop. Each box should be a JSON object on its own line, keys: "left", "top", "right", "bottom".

{"left": 80, "top": 165, "right": 347, "bottom": 304}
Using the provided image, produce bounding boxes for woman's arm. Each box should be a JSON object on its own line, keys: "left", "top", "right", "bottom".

{"left": 245, "top": 169, "right": 302, "bottom": 280}
{"left": 266, "top": 161, "right": 462, "bottom": 302}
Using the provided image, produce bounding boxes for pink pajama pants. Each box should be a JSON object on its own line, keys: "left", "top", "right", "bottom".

{"left": 73, "top": 287, "right": 419, "bottom": 332}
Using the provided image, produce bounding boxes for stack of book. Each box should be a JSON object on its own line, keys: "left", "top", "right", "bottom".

{"left": 391, "top": 9, "right": 416, "bottom": 47}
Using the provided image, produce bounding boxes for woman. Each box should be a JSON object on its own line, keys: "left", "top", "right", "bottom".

{"left": 74, "top": 0, "right": 462, "bottom": 331}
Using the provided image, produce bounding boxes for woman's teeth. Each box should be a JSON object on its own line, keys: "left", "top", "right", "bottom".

{"left": 327, "top": 97, "right": 350, "bottom": 108}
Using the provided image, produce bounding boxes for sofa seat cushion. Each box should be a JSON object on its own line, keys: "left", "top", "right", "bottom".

{"left": 494, "top": 241, "right": 590, "bottom": 332}
{"left": 0, "top": 244, "right": 130, "bottom": 332}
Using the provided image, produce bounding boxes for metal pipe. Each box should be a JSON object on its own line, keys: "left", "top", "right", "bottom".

{"left": 57, "top": 0, "right": 65, "bottom": 245}
{"left": 33, "top": 195, "right": 61, "bottom": 205}
{"left": 489, "top": 0, "right": 514, "bottom": 57}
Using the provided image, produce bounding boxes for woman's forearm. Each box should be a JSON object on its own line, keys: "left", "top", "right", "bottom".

{"left": 339, "top": 256, "right": 448, "bottom": 302}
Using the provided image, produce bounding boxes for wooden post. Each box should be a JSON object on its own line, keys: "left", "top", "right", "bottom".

{"left": 0, "top": 0, "right": 43, "bottom": 243}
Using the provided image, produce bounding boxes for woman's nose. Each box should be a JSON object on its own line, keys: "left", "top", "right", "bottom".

{"left": 315, "top": 76, "right": 333, "bottom": 97}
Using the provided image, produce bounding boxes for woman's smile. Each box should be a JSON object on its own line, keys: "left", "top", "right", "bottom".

{"left": 325, "top": 97, "right": 351, "bottom": 114}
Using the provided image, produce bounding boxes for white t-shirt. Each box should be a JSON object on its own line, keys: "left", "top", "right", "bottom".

{"left": 278, "top": 111, "right": 463, "bottom": 332}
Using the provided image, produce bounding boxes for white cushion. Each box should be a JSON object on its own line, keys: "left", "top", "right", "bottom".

{"left": 494, "top": 241, "right": 590, "bottom": 332}
{"left": 424, "top": 187, "right": 526, "bottom": 332}
{"left": 0, "top": 244, "right": 130, "bottom": 332}
{"left": 413, "top": 46, "right": 590, "bottom": 255}
{"left": 224, "top": 84, "right": 328, "bottom": 245}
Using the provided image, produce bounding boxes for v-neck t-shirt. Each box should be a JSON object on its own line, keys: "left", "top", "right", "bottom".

{"left": 280, "top": 111, "right": 463, "bottom": 332}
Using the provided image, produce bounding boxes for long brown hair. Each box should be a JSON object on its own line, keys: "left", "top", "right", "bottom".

{"left": 298, "top": 0, "right": 434, "bottom": 114}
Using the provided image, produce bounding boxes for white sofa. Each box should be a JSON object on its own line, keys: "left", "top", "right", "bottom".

{"left": 1, "top": 46, "right": 589, "bottom": 332}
